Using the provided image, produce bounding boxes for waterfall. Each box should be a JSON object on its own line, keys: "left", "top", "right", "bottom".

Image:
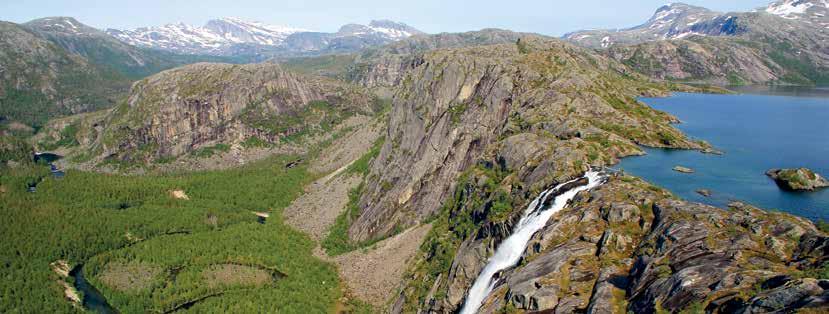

{"left": 459, "top": 171, "right": 605, "bottom": 314}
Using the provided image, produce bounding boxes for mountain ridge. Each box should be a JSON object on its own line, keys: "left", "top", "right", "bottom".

{"left": 564, "top": 0, "right": 828, "bottom": 49}
{"left": 106, "top": 18, "right": 425, "bottom": 58}
{"left": 564, "top": 2, "right": 740, "bottom": 48}
{"left": 0, "top": 20, "right": 129, "bottom": 127}
{"left": 563, "top": 1, "right": 829, "bottom": 85}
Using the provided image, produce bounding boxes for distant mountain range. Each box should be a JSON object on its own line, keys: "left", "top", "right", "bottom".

{"left": 0, "top": 16, "right": 424, "bottom": 127}
{"left": 106, "top": 18, "right": 425, "bottom": 58}
{"left": 0, "top": 17, "right": 238, "bottom": 127}
{"left": 564, "top": 0, "right": 829, "bottom": 85}
{"left": 565, "top": 0, "right": 828, "bottom": 49}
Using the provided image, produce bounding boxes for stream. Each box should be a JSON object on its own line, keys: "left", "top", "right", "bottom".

{"left": 459, "top": 171, "right": 605, "bottom": 314}
{"left": 69, "top": 265, "right": 118, "bottom": 314}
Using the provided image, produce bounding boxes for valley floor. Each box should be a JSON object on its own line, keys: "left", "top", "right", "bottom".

{"left": 0, "top": 114, "right": 398, "bottom": 313}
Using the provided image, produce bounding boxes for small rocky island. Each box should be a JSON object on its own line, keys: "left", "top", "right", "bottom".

{"left": 673, "top": 166, "right": 695, "bottom": 174}
{"left": 766, "top": 168, "right": 829, "bottom": 191}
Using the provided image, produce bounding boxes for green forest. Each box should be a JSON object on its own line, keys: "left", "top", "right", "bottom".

{"left": 0, "top": 155, "right": 346, "bottom": 313}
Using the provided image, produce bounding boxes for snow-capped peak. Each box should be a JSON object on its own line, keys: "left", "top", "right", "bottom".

{"left": 204, "top": 17, "right": 309, "bottom": 46}
{"left": 106, "top": 17, "right": 310, "bottom": 54}
{"left": 106, "top": 18, "right": 423, "bottom": 56}
{"left": 24, "top": 17, "right": 95, "bottom": 35}
{"left": 766, "top": 0, "right": 829, "bottom": 19}
{"left": 336, "top": 20, "right": 423, "bottom": 39}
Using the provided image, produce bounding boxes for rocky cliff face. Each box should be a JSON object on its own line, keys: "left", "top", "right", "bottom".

{"left": 347, "top": 36, "right": 704, "bottom": 244}
{"left": 1, "top": 17, "right": 237, "bottom": 128}
{"left": 90, "top": 62, "right": 373, "bottom": 162}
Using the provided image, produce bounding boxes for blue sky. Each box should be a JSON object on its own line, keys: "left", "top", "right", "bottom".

{"left": 1, "top": 0, "right": 774, "bottom": 36}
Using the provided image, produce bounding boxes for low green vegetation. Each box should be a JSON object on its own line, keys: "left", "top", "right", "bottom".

{"left": 447, "top": 102, "right": 469, "bottom": 125}
{"left": 321, "top": 183, "right": 369, "bottom": 256}
{"left": 192, "top": 143, "right": 231, "bottom": 158}
{"left": 817, "top": 220, "right": 829, "bottom": 234}
{"left": 766, "top": 44, "right": 829, "bottom": 86}
{"left": 240, "top": 136, "right": 272, "bottom": 149}
{"left": 280, "top": 55, "right": 357, "bottom": 79}
{"left": 345, "top": 136, "right": 385, "bottom": 176}
{"left": 240, "top": 100, "right": 353, "bottom": 145}
{"left": 0, "top": 134, "right": 33, "bottom": 164}
{"left": 37, "top": 122, "right": 81, "bottom": 151}
{"left": 0, "top": 155, "right": 344, "bottom": 312}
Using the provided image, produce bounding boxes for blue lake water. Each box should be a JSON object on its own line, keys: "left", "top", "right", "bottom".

{"left": 617, "top": 88, "right": 829, "bottom": 221}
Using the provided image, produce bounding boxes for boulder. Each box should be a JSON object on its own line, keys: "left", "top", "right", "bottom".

{"left": 170, "top": 189, "right": 189, "bottom": 200}
{"left": 602, "top": 203, "right": 640, "bottom": 223}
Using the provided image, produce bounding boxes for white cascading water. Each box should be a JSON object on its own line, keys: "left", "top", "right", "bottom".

{"left": 459, "top": 171, "right": 605, "bottom": 314}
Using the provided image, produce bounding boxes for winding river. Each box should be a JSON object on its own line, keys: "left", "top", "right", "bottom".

{"left": 69, "top": 265, "right": 118, "bottom": 314}
{"left": 460, "top": 171, "right": 605, "bottom": 314}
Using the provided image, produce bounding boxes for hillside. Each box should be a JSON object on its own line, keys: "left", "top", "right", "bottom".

{"left": 564, "top": 3, "right": 725, "bottom": 49}
{"left": 348, "top": 36, "right": 703, "bottom": 243}
{"left": 1, "top": 17, "right": 242, "bottom": 129}
{"left": 0, "top": 21, "right": 129, "bottom": 128}
{"left": 606, "top": 12, "right": 829, "bottom": 85}
{"left": 24, "top": 17, "right": 239, "bottom": 79}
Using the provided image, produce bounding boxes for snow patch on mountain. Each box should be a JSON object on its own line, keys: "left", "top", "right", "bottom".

{"left": 106, "top": 18, "right": 307, "bottom": 54}
{"left": 29, "top": 17, "right": 89, "bottom": 35}
{"left": 766, "top": 0, "right": 829, "bottom": 19}
{"left": 601, "top": 36, "right": 613, "bottom": 48}
{"left": 107, "top": 18, "right": 422, "bottom": 56}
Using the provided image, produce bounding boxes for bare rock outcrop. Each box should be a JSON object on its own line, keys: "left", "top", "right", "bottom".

{"left": 86, "top": 62, "right": 374, "bottom": 162}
